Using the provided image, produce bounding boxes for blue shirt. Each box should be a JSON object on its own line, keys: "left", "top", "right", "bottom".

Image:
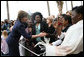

{"left": 35, "top": 24, "right": 41, "bottom": 42}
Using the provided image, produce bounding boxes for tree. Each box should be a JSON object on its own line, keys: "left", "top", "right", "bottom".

{"left": 56, "top": 1, "right": 63, "bottom": 15}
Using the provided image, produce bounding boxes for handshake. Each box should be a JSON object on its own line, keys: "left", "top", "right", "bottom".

{"left": 32, "top": 32, "right": 48, "bottom": 38}
{"left": 37, "top": 32, "right": 47, "bottom": 37}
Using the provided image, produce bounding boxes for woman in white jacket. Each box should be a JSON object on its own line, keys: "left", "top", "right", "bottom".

{"left": 46, "top": 5, "right": 83, "bottom": 56}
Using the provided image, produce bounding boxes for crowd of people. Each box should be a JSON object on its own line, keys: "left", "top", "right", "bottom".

{"left": 1, "top": 5, "right": 83, "bottom": 56}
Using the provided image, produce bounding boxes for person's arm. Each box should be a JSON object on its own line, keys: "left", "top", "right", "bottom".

{"left": 46, "top": 33, "right": 57, "bottom": 38}
{"left": 18, "top": 25, "right": 32, "bottom": 39}
{"left": 18, "top": 24, "right": 47, "bottom": 39}
{"left": 32, "top": 32, "right": 47, "bottom": 38}
{"left": 52, "top": 39, "right": 62, "bottom": 46}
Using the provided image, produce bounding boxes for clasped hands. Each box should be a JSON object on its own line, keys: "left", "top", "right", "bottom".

{"left": 32, "top": 32, "right": 47, "bottom": 38}
{"left": 37, "top": 32, "right": 47, "bottom": 37}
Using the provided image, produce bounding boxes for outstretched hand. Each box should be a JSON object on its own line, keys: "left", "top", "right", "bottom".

{"left": 32, "top": 32, "right": 47, "bottom": 38}
{"left": 38, "top": 32, "right": 47, "bottom": 37}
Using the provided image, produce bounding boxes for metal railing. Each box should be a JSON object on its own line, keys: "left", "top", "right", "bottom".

{"left": 19, "top": 39, "right": 46, "bottom": 56}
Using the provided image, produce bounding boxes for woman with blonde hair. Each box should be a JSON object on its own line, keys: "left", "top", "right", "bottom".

{"left": 46, "top": 17, "right": 55, "bottom": 43}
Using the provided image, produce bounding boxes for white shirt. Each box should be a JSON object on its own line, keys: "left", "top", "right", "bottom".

{"left": 57, "top": 20, "right": 83, "bottom": 56}
{"left": 46, "top": 20, "right": 83, "bottom": 56}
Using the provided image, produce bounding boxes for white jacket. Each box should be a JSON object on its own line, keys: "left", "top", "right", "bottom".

{"left": 46, "top": 20, "right": 83, "bottom": 56}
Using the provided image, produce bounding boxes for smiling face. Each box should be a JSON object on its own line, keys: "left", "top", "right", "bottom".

{"left": 71, "top": 10, "right": 82, "bottom": 24}
{"left": 58, "top": 16, "right": 64, "bottom": 24}
{"left": 46, "top": 18, "right": 53, "bottom": 24}
{"left": 62, "top": 17, "right": 68, "bottom": 27}
{"left": 35, "top": 15, "right": 41, "bottom": 23}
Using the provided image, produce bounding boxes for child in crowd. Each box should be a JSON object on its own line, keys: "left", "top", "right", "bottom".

{"left": 1, "top": 30, "right": 9, "bottom": 56}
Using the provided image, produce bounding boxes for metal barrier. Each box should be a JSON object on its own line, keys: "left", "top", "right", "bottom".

{"left": 19, "top": 39, "right": 46, "bottom": 56}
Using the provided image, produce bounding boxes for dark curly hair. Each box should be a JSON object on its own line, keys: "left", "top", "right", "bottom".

{"left": 31, "top": 12, "right": 43, "bottom": 23}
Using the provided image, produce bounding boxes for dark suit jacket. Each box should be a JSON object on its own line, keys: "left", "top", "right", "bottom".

{"left": 6, "top": 20, "right": 32, "bottom": 46}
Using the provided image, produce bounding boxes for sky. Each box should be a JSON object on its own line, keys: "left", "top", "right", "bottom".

{"left": 1, "top": 1, "right": 83, "bottom": 21}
